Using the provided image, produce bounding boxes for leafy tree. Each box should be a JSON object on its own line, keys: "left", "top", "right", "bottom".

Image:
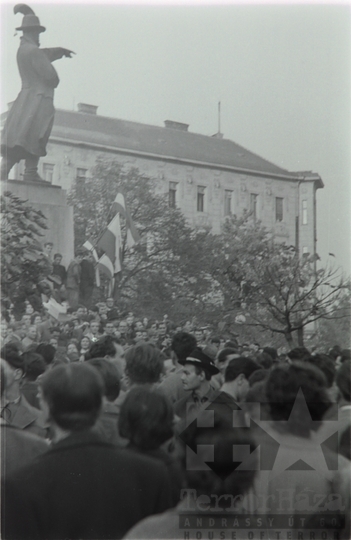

{"left": 67, "top": 161, "right": 216, "bottom": 320}
{"left": 211, "top": 214, "right": 350, "bottom": 348}
{"left": 1, "top": 191, "right": 51, "bottom": 316}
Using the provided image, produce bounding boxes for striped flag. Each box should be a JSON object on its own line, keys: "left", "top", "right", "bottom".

{"left": 96, "top": 213, "right": 122, "bottom": 274}
{"left": 83, "top": 239, "right": 100, "bottom": 287}
{"left": 111, "top": 192, "right": 140, "bottom": 248}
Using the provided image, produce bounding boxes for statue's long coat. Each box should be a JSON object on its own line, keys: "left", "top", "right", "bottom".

{"left": 1, "top": 35, "right": 60, "bottom": 158}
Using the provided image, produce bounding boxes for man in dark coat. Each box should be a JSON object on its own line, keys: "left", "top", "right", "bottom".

{"left": 1, "top": 5, "right": 74, "bottom": 181}
{"left": 79, "top": 252, "right": 95, "bottom": 309}
{"left": 2, "top": 363, "right": 172, "bottom": 540}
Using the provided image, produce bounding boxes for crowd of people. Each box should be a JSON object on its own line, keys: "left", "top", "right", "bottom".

{"left": 1, "top": 293, "right": 350, "bottom": 540}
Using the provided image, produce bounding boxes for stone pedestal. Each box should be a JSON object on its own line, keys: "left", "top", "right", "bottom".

{"left": 1, "top": 179, "right": 74, "bottom": 266}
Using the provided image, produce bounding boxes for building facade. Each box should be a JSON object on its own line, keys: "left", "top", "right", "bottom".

{"left": 7, "top": 103, "right": 323, "bottom": 256}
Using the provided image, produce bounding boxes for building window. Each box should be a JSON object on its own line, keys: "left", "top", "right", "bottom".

{"left": 76, "top": 168, "right": 87, "bottom": 181}
{"left": 169, "top": 182, "right": 177, "bottom": 208}
{"left": 43, "top": 163, "right": 54, "bottom": 184}
{"left": 302, "top": 200, "right": 308, "bottom": 225}
{"left": 275, "top": 197, "right": 284, "bottom": 222}
{"left": 250, "top": 193, "right": 258, "bottom": 221}
{"left": 197, "top": 186, "right": 206, "bottom": 212}
{"left": 224, "top": 190, "right": 233, "bottom": 216}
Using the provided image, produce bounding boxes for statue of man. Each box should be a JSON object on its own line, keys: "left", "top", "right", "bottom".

{"left": 1, "top": 4, "right": 74, "bottom": 182}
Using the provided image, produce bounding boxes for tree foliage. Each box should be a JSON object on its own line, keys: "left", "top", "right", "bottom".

{"left": 1, "top": 191, "right": 51, "bottom": 314}
{"left": 211, "top": 214, "right": 350, "bottom": 347}
{"left": 67, "top": 161, "right": 217, "bottom": 320}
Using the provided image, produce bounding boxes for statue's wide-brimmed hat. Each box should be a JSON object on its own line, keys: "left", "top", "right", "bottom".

{"left": 14, "top": 4, "right": 46, "bottom": 33}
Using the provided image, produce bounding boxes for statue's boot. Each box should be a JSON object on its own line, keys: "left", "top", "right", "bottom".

{"left": 23, "top": 155, "right": 46, "bottom": 182}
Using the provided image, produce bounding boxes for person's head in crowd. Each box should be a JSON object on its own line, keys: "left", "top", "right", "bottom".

{"left": 287, "top": 347, "right": 311, "bottom": 362}
{"left": 180, "top": 347, "right": 219, "bottom": 393}
{"left": 24, "top": 302, "right": 34, "bottom": 316}
{"left": 21, "top": 313, "right": 31, "bottom": 327}
{"left": 134, "top": 330, "right": 144, "bottom": 342}
{"left": 1, "top": 320, "right": 8, "bottom": 337}
{"left": 88, "top": 335, "right": 125, "bottom": 380}
{"left": 158, "top": 322, "right": 167, "bottom": 337}
{"left": 67, "top": 342, "right": 79, "bottom": 355}
{"left": 336, "top": 349, "right": 351, "bottom": 369}
{"left": 49, "top": 337, "right": 58, "bottom": 349}
{"left": 256, "top": 352, "right": 274, "bottom": 370}
{"left": 118, "top": 320, "right": 128, "bottom": 336}
{"left": 134, "top": 320, "right": 144, "bottom": 332}
{"left": 141, "top": 330, "right": 148, "bottom": 341}
{"left": 22, "top": 352, "right": 46, "bottom": 381}
{"left": 76, "top": 306, "right": 87, "bottom": 320}
{"left": 43, "top": 241, "right": 53, "bottom": 256}
{"left": 35, "top": 343, "right": 56, "bottom": 366}
{"left": 248, "top": 368, "right": 269, "bottom": 387}
{"left": 209, "top": 336, "right": 221, "bottom": 354}
{"left": 80, "top": 336, "right": 92, "bottom": 352}
{"left": 262, "top": 346, "right": 278, "bottom": 362}
{"left": 216, "top": 348, "right": 240, "bottom": 377}
{"left": 171, "top": 332, "right": 197, "bottom": 365}
{"left": 125, "top": 343, "right": 164, "bottom": 386}
{"left": 53, "top": 253, "right": 62, "bottom": 265}
{"left": 89, "top": 320, "right": 100, "bottom": 337}
{"left": 50, "top": 326, "right": 61, "bottom": 340}
{"left": 119, "top": 387, "right": 174, "bottom": 451}
{"left": 249, "top": 342, "right": 260, "bottom": 353}
{"left": 194, "top": 328, "right": 203, "bottom": 342}
{"left": 87, "top": 358, "right": 120, "bottom": 403}
{"left": 31, "top": 313, "right": 42, "bottom": 326}
{"left": 245, "top": 380, "right": 271, "bottom": 423}
{"left": 266, "top": 362, "right": 331, "bottom": 436}
{"left": 106, "top": 297, "right": 115, "bottom": 309}
{"left": 98, "top": 303, "right": 108, "bottom": 317}
{"left": 336, "top": 360, "right": 351, "bottom": 404}
{"left": 39, "top": 363, "right": 103, "bottom": 436}
{"left": 104, "top": 321, "right": 115, "bottom": 336}
{"left": 26, "top": 325, "right": 38, "bottom": 341}
{"left": 74, "top": 248, "right": 85, "bottom": 262}
{"left": 328, "top": 345, "right": 342, "bottom": 361}
{"left": 222, "top": 357, "right": 261, "bottom": 402}
{"left": 305, "top": 354, "right": 336, "bottom": 389}
{"left": 142, "top": 317, "right": 149, "bottom": 328}
{"left": 126, "top": 313, "right": 134, "bottom": 327}
{"left": 180, "top": 413, "right": 257, "bottom": 506}
{"left": 1, "top": 346, "right": 25, "bottom": 400}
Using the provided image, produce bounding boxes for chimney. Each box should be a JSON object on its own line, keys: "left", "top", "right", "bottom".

{"left": 164, "top": 120, "right": 189, "bottom": 132}
{"left": 211, "top": 132, "right": 223, "bottom": 139}
{"left": 77, "top": 103, "right": 98, "bottom": 115}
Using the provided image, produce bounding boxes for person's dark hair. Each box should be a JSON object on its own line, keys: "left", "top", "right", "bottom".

{"left": 339, "top": 349, "right": 351, "bottom": 363}
{"left": 0, "top": 345, "right": 24, "bottom": 371}
{"left": 35, "top": 343, "right": 56, "bottom": 365}
{"left": 256, "top": 352, "right": 274, "bottom": 370}
{"left": 306, "top": 354, "right": 336, "bottom": 388}
{"left": 266, "top": 362, "right": 331, "bottom": 434}
{"left": 125, "top": 343, "right": 163, "bottom": 384}
{"left": 181, "top": 412, "right": 257, "bottom": 502}
{"left": 210, "top": 336, "right": 221, "bottom": 345}
{"left": 336, "top": 360, "right": 351, "bottom": 402}
{"left": 245, "top": 381, "right": 271, "bottom": 421}
{"left": 171, "top": 332, "right": 197, "bottom": 363}
{"left": 217, "top": 348, "right": 239, "bottom": 364}
{"left": 87, "top": 358, "right": 120, "bottom": 402}
{"left": 87, "top": 335, "right": 121, "bottom": 360}
{"left": 30, "top": 312, "right": 41, "bottom": 324}
{"left": 225, "top": 357, "right": 260, "bottom": 383}
{"left": 248, "top": 368, "right": 269, "bottom": 387}
{"left": 119, "top": 387, "right": 174, "bottom": 451}
{"left": 287, "top": 347, "right": 310, "bottom": 362}
{"left": 22, "top": 352, "right": 46, "bottom": 381}
{"left": 224, "top": 339, "right": 239, "bottom": 349}
{"left": 40, "top": 363, "right": 103, "bottom": 431}
{"left": 53, "top": 253, "right": 62, "bottom": 259}
{"left": 327, "top": 345, "right": 342, "bottom": 361}
{"left": 262, "top": 346, "right": 278, "bottom": 361}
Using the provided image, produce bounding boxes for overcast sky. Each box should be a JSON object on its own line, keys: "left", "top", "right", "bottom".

{"left": 1, "top": 1, "right": 350, "bottom": 274}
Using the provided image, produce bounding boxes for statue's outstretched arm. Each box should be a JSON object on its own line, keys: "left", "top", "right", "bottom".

{"left": 41, "top": 47, "right": 75, "bottom": 62}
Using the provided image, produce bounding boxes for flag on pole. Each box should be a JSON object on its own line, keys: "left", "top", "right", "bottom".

{"left": 96, "top": 213, "right": 122, "bottom": 274}
{"left": 83, "top": 239, "right": 100, "bottom": 287}
{"left": 111, "top": 192, "right": 140, "bottom": 248}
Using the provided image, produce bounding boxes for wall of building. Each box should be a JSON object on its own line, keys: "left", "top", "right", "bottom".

{"left": 14, "top": 139, "right": 306, "bottom": 251}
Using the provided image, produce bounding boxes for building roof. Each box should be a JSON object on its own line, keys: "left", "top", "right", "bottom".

{"left": 51, "top": 109, "right": 304, "bottom": 180}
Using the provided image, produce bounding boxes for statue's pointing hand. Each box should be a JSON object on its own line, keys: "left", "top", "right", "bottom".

{"left": 59, "top": 48, "right": 75, "bottom": 58}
